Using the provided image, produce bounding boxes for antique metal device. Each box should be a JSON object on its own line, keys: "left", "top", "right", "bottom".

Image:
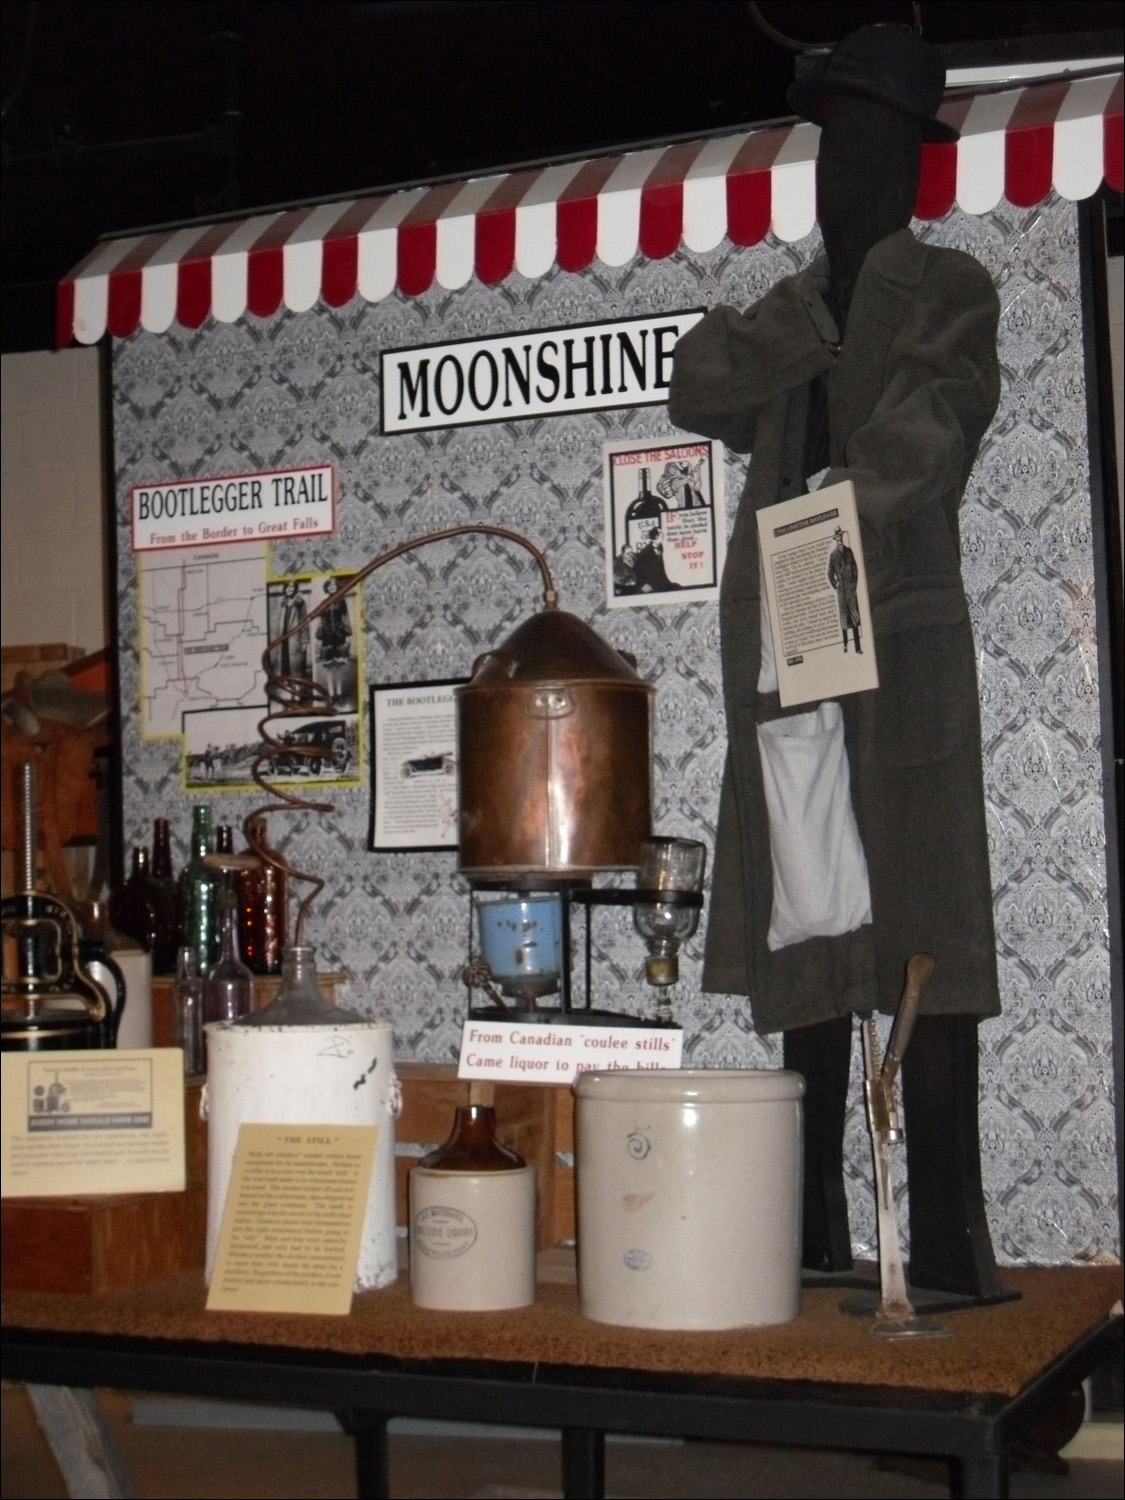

{"left": 632, "top": 836, "right": 706, "bottom": 1023}
{"left": 860, "top": 952, "right": 950, "bottom": 1340}
{"left": 1, "top": 762, "right": 123, "bottom": 1051}
{"left": 250, "top": 524, "right": 705, "bottom": 1025}
{"left": 457, "top": 608, "right": 652, "bottom": 882}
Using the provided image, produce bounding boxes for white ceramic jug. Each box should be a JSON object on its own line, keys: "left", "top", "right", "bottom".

{"left": 203, "top": 1019, "right": 400, "bottom": 1290}
{"left": 574, "top": 1068, "right": 804, "bottom": 1329}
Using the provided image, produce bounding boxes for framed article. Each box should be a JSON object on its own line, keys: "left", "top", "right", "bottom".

{"left": 178, "top": 568, "right": 362, "bottom": 793}
{"left": 368, "top": 680, "right": 466, "bottom": 852}
{"left": 603, "top": 436, "right": 725, "bottom": 608}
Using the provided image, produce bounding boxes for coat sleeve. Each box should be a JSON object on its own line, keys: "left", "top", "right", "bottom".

{"left": 822, "top": 250, "right": 1000, "bottom": 600}
{"left": 668, "top": 264, "right": 840, "bottom": 452}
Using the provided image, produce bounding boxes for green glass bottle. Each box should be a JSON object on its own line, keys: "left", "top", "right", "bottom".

{"left": 178, "top": 805, "right": 221, "bottom": 971}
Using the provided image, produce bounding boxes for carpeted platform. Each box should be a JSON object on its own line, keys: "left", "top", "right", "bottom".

{"left": 3, "top": 1263, "right": 1121, "bottom": 1401}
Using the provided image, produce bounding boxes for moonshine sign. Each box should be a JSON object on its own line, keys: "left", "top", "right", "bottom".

{"left": 381, "top": 311, "right": 705, "bottom": 434}
{"left": 130, "top": 464, "right": 336, "bottom": 553}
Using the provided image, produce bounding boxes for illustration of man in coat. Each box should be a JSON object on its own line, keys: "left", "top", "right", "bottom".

{"left": 670, "top": 25, "right": 1007, "bottom": 1301}
{"left": 826, "top": 526, "right": 862, "bottom": 652}
{"left": 275, "top": 579, "right": 311, "bottom": 680}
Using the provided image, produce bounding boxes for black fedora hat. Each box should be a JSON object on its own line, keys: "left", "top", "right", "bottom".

{"left": 787, "top": 25, "right": 958, "bottom": 142}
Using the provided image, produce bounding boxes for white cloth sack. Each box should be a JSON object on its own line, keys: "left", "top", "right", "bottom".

{"left": 756, "top": 700, "right": 872, "bottom": 951}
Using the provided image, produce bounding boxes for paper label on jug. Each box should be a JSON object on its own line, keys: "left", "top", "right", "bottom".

{"left": 414, "top": 1205, "right": 479, "bottom": 1258}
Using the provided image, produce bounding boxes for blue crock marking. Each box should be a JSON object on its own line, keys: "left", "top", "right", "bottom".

{"left": 624, "top": 1248, "right": 653, "bottom": 1271}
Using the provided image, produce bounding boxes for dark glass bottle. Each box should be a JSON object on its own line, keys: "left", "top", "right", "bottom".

{"left": 179, "top": 805, "right": 221, "bottom": 971}
{"left": 151, "top": 818, "right": 175, "bottom": 883}
{"left": 623, "top": 465, "right": 667, "bottom": 548}
{"left": 109, "top": 846, "right": 159, "bottom": 955}
{"left": 204, "top": 890, "right": 254, "bottom": 1024}
{"left": 149, "top": 818, "right": 181, "bottom": 974}
{"left": 237, "top": 815, "right": 287, "bottom": 975}
{"left": 419, "top": 1105, "right": 526, "bottom": 1172}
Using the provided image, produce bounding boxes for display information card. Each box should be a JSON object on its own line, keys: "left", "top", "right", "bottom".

{"left": 458, "top": 1020, "right": 683, "bottom": 1084}
{"left": 368, "top": 679, "right": 464, "bottom": 851}
{"left": 207, "top": 1123, "right": 376, "bottom": 1316}
{"left": 1, "top": 1049, "right": 186, "bottom": 1198}
{"left": 757, "top": 479, "right": 878, "bottom": 707}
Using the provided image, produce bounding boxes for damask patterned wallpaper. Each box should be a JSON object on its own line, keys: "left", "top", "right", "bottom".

{"left": 111, "top": 193, "right": 1116, "bottom": 1265}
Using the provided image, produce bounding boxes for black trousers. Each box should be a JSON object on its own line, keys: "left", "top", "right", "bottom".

{"left": 783, "top": 1011, "right": 1005, "bottom": 1297}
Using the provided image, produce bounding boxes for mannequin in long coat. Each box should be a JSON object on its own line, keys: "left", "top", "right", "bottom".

{"left": 669, "top": 36, "right": 1006, "bottom": 1297}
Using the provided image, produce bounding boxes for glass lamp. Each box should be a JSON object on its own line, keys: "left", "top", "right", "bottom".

{"left": 633, "top": 836, "right": 706, "bottom": 1021}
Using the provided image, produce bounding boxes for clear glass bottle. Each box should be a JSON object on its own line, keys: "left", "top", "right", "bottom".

{"left": 204, "top": 890, "right": 253, "bottom": 1024}
{"left": 179, "top": 805, "right": 221, "bottom": 971}
{"left": 237, "top": 943, "right": 364, "bottom": 1027}
{"left": 632, "top": 836, "right": 706, "bottom": 1023}
{"left": 150, "top": 818, "right": 181, "bottom": 975}
{"left": 172, "top": 945, "right": 205, "bottom": 1075}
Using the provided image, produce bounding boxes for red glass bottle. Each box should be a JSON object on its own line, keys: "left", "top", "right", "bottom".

{"left": 149, "top": 818, "right": 181, "bottom": 974}
{"left": 109, "top": 846, "right": 159, "bottom": 955}
{"left": 237, "top": 815, "right": 287, "bottom": 975}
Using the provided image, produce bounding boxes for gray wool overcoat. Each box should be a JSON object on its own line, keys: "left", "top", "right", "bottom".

{"left": 668, "top": 228, "right": 1003, "bottom": 1032}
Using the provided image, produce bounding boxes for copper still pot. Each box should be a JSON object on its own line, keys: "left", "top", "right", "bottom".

{"left": 457, "top": 609, "right": 653, "bottom": 883}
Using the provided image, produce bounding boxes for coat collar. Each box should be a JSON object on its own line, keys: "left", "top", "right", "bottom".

{"left": 862, "top": 227, "right": 927, "bottom": 290}
{"left": 809, "top": 227, "right": 926, "bottom": 295}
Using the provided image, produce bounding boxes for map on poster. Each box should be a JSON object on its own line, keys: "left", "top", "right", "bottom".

{"left": 137, "top": 545, "right": 363, "bottom": 792}
{"left": 138, "top": 542, "right": 270, "bottom": 738}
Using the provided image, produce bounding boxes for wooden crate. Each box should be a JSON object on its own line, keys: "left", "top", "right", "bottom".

{"left": 0, "top": 1188, "right": 207, "bottom": 1295}
{"left": 0, "top": 643, "right": 86, "bottom": 697}
{"left": 551, "top": 1081, "right": 577, "bottom": 1246}
{"left": 1, "top": 1079, "right": 207, "bottom": 1295}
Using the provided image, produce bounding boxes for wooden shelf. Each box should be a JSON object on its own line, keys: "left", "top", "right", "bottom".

{"left": 2, "top": 1062, "right": 576, "bottom": 1295}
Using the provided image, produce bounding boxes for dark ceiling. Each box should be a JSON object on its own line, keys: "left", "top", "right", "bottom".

{"left": 2, "top": 0, "right": 1121, "bottom": 352}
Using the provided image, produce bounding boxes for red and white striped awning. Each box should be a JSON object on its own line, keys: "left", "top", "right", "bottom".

{"left": 58, "top": 70, "right": 1122, "bottom": 347}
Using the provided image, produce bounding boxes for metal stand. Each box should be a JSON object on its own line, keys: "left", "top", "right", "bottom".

{"left": 562, "top": 1426, "right": 606, "bottom": 1499}
{"left": 464, "top": 884, "right": 698, "bottom": 1027}
{"left": 25, "top": 1385, "right": 136, "bottom": 1499}
{"left": 852, "top": 955, "right": 950, "bottom": 1341}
